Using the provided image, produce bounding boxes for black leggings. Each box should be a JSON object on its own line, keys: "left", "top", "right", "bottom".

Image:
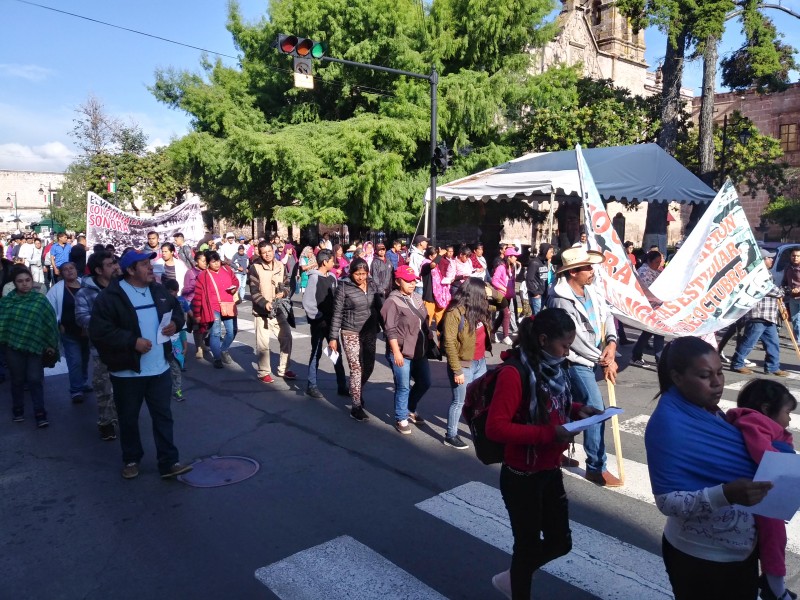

{"left": 662, "top": 535, "right": 758, "bottom": 600}
{"left": 500, "top": 466, "right": 572, "bottom": 599}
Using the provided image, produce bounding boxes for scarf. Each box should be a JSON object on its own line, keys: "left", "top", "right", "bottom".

{"left": 646, "top": 386, "right": 756, "bottom": 495}
{"left": 0, "top": 290, "right": 60, "bottom": 356}
{"left": 519, "top": 349, "right": 570, "bottom": 424}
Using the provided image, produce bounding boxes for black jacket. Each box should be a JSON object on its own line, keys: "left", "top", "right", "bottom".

{"left": 526, "top": 255, "right": 551, "bottom": 298}
{"left": 89, "top": 278, "right": 185, "bottom": 373}
{"left": 330, "top": 279, "right": 383, "bottom": 339}
{"left": 370, "top": 257, "right": 394, "bottom": 297}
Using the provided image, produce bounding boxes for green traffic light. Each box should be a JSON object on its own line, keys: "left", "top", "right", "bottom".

{"left": 311, "top": 42, "right": 325, "bottom": 59}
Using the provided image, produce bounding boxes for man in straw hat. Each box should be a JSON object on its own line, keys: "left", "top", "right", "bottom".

{"left": 547, "top": 246, "right": 622, "bottom": 487}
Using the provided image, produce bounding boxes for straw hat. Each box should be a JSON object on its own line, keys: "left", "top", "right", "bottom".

{"left": 556, "top": 247, "right": 604, "bottom": 274}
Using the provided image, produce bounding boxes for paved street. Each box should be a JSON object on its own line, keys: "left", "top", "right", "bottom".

{"left": 2, "top": 302, "right": 799, "bottom": 599}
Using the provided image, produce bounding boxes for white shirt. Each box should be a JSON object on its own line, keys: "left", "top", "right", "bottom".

{"left": 220, "top": 241, "right": 239, "bottom": 262}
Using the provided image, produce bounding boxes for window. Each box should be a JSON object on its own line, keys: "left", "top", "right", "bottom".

{"left": 780, "top": 123, "right": 798, "bottom": 152}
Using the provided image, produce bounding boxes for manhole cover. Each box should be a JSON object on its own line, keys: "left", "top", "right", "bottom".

{"left": 177, "top": 455, "right": 260, "bottom": 488}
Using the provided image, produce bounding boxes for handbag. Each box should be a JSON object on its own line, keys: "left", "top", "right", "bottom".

{"left": 42, "top": 347, "right": 58, "bottom": 369}
{"left": 207, "top": 269, "right": 236, "bottom": 318}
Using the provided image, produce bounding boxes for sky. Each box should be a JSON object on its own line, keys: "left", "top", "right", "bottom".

{"left": 1, "top": 0, "right": 799, "bottom": 174}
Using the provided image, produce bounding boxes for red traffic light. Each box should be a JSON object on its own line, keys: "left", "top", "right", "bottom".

{"left": 279, "top": 35, "right": 298, "bottom": 54}
{"left": 276, "top": 34, "right": 326, "bottom": 59}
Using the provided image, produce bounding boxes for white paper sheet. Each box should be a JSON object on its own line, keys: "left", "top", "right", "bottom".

{"left": 739, "top": 452, "right": 800, "bottom": 521}
{"left": 323, "top": 346, "right": 340, "bottom": 365}
{"left": 156, "top": 313, "right": 173, "bottom": 344}
{"left": 562, "top": 407, "right": 625, "bottom": 433}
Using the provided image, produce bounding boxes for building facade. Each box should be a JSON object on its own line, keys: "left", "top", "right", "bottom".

{"left": 0, "top": 170, "right": 64, "bottom": 234}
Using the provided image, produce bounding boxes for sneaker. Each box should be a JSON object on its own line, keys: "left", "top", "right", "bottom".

{"left": 444, "top": 435, "right": 469, "bottom": 450}
{"left": 213, "top": 359, "right": 224, "bottom": 369}
{"left": 98, "top": 422, "right": 117, "bottom": 441}
{"left": 12, "top": 414, "right": 24, "bottom": 423}
{"left": 719, "top": 352, "right": 732, "bottom": 365}
{"left": 195, "top": 348, "right": 204, "bottom": 359}
{"left": 259, "top": 374, "right": 275, "bottom": 384}
{"left": 350, "top": 406, "right": 369, "bottom": 421}
{"left": 491, "top": 570, "right": 512, "bottom": 600}
{"left": 493, "top": 332, "right": 503, "bottom": 343}
{"left": 771, "top": 370, "right": 790, "bottom": 377}
{"left": 122, "top": 462, "right": 139, "bottom": 479}
{"left": 35, "top": 414, "right": 49, "bottom": 428}
{"left": 306, "top": 386, "right": 325, "bottom": 399}
{"left": 407, "top": 412, "right": 425, "bottom": 425}
{"left": 174, "top": 389, "right": 184, "bottom": 402}
{"left": 71, "top": 394, "right": 84, "bottom": 404}
{"left": 744, "top": 359, "right": 757, "bottom": 367}
{"left": 221, "top": 351, "right": 233, "bottom": 365}
{"left": 281, "top": 370, "right": 297, "bottom": 380}
{"left": 161, "top": 462, "right": 193, "bottom": 479}
{"left": 732, "top": 366, "right": 754, "bottom": 374}
{"left": 501, "top": 336, "right": 513, "bottom": 345}
{"left": 395, "top": 419, "right": 412, "bottom": 434}
{"left": 631, "top": 358, "right": 649, "bottom": 367}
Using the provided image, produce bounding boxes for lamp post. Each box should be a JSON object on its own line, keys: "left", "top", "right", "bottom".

{"left": 5, "top": 192, "right": 20, "bottom": 233}
{"left": 38, "top": 182, "right": 56, "bottom": 233}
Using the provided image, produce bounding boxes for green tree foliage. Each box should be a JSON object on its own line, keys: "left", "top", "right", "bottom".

{"left": 762, "top": 169, "right": 800, "bottom": 240}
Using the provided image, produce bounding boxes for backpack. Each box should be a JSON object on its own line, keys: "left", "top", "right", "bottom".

{"left": 462, "top": 356, "right": 529, "bottom": 465}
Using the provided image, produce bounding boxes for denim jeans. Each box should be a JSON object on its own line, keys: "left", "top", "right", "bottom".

{"left": 789, "top": 298, "right": 800, "bottom": 344}
{"left": 209, "top": 311, "right": 236, "bottom": 360}
{"left": 236, "top": 273, "right": 247, "bottom": 299}
{"left": 389, "top": 354, "right": 431, "bottom": 422}
{"left": 110, "top": 370, "right": 179, "bottom": 473}
{"left": 530, "top": 296, "right": 542, "bottom": 315}
{"left": 6, "top": 349, "right": 45, "bottom": 418}
{"left": 567, "top": 363, "right": 606, "bottom": 473}
{"left": 446, "top": 358, "right": 487, "bottom": 438}
{"left": 307, "top": 318, "right": 346, "bottom": 390}
{"left": 631, "top": 331, "right": 664, "bottom": 362}
{"left": 61, "top": 334, "right": 89, "bottom": 396}
{"left": 731, "top": 320, "right": 781, "bottom": 372}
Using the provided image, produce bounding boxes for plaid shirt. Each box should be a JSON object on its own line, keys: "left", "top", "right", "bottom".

{"left": 747, "top": 285, "right": 784, "bottom": 324}
{"left": 0, "top": 290, "right": 60, "bottom": 356}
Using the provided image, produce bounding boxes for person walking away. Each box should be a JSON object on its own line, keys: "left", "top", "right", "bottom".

{"left": 191, "top": 251, "right": 238, "bottom": 369}
{"left": 47, "top": 262, "right": 90, "bottom": 403}
{"left": 231, "top": 245, "right": 250, "bottom": 300}
{"left": 492, "top": 247, "right": 520, "bottom": 345}
{"left": 89, "top": 249, "right": 192, "bottom": 480}
{"left": 525, "top": 243, "right": 554, "bottom": 315}
{"left": 547, "top": 247, "right": 621, "bottom": 486}
{"left": 329, "top": 258, "right": 382, "bottom": 421}
{"left": 0, "top": 266, "right": 60, "bottom": 427}
{"left": 631, "top": 250, "right": 666, "bottom": 367}
{"left": 303, "top": 249, "right": 348, "bottom": 398}
{"left": 731, "top": 250, "right": 788, "bottom": 376}
{"left": 75, "top": 251, "right": 121, "bottom": 440}
{"left": 381, "top": 265, "right": 432, "bottom": 434}
{"left": 249, "top": 241, "right": 295, "bottom": 383}
{"left": 645, "top": 337, "right": 773, "bottom": 599}
{"left": 485, "top": 309, "right": 602, "bottom": 599}
{"left": 181, "top": 251, "right": 208, "bottom": 359}
{"left": 442, "top": 278, "right": 492, "bottom": 449}
{"left": 726, "top": 379, "right": 797, "bottom": 600}
{"left": 69, "top": 234, "right": 88, "bottom": 275}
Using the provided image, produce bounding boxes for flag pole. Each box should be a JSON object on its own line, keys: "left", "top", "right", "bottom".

{"left": 602, "top": 323, "right": 625, "bottom": 484}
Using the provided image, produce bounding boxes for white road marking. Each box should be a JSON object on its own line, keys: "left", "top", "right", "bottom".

{"left": 726, "top": 379, "right": 800, "bottom": 401}
{"left": 416, "top": 481, "right": 673, "bottom": 599}
{"left": 254, "top": 535, "right": 447, "bottom": 600}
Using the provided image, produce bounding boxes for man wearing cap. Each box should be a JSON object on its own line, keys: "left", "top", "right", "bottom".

{"left": 547, "top": 246, "right": 621, "bottom": 487}
{"left": 89, "top": 249, "right": 192, "bottom": 480}
{"left": 407, "top": 235, "right": 429, "bottom": 295}
{"left": 220, "top": 233, "right": 239, "bottom": 264}
{"left": 731, "top": 250, "right": 788, "bottom": 376}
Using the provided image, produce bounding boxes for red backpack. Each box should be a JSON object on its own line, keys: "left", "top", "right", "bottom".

{"left": 462, "top": 355, "right": 529, "bottom": 465}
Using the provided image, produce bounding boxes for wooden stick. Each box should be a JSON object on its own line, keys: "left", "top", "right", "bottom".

{"left": 601, "top": 323, "right": 625, "bottom": 484}
{"left": 778, "top": 298, "right": 800, "bottom": 362}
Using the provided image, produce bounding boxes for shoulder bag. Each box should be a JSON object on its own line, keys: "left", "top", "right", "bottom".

{"left": 207, "top": 270, "right": 236, "bottom": 318}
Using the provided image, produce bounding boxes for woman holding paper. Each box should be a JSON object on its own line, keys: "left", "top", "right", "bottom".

{"left": 646, "top": 336, "right": 773, "bottom": 600}
{"left": 484, "top": 308, "right": 602, "bottom": 599}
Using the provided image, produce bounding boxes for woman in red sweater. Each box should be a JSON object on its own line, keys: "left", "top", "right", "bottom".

{"left": 485, "top": 308, "right": 602, "bottom": 599}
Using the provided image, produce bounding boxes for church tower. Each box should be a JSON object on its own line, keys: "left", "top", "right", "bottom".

{"left": 584, "top": 0, "right": 647, "bottom": 66}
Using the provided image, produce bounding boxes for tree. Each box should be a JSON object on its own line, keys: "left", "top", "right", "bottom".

{"left": 762, "top": 169, "right": 800, "bottom": 240}
{"left": 70, "top": 94, "right": 121, "bottom": 157}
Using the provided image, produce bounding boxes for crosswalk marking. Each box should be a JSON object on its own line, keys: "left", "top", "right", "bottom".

{"left": 417, "top": 481, "right": 674, "bottom": 599}
{"left": 619, "top": 402, "right": 799, "bottom": 434}
{"left": 726, "top": 379, "right": 800, "bottom": 401}
{"left": 254, "top": 535, "right": 447, "bottom": 599}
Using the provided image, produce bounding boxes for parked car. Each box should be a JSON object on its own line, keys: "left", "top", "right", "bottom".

{"left": 769, "top": 243, "right": 800, "bottom": 284}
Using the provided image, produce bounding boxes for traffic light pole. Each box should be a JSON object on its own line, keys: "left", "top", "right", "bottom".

{"left": 321, "top": 56, "right": 439, "bottom": 246}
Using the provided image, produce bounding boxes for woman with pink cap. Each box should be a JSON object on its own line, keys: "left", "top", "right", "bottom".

{"left": 491, "top": 247, "right": 520, "bottom": 345}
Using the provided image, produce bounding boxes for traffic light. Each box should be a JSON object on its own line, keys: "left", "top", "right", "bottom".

{"left": 276, "top": 34, "right": 326, "bottom": 59}
{"left": 432, "top": 143, "right": 453, "bottom": 175}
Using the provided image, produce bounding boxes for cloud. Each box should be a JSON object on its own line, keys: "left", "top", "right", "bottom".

{"left": 0, "top": 64, "right": 52, "bottom": 82}
{"left": 0, "top": 142, "right": 75, "bottom": 172}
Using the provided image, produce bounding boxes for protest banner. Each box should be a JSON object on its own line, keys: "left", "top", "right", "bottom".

{"left": 86, "top": 192, "right": 205, "bottom": 252}
{"left": 575, "top": 146, "right": 773, "bottom": 337}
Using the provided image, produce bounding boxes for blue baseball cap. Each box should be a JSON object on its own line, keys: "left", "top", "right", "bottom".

{"left": 119, "top": 250, "right": 156, "bottom": 271}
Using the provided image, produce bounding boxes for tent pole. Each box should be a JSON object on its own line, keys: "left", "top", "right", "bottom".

{"left": 546, "top": 190, "right": 556, "bottom": 245}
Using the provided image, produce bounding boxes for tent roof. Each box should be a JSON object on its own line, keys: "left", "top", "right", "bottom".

{"left": 435, "top": 144, "right": 716, "bottom": 205}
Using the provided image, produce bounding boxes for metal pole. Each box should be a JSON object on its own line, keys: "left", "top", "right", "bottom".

{"left": 429, "top": 67, "right": 438, "bottom": 248}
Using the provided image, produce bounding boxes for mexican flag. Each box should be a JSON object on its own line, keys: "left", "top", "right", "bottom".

{"left": 107, "top": 180, "right": 116, "bottom": 193}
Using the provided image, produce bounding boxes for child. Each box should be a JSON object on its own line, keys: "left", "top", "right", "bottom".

{"left": 727, "top": 379, "right": 797, "bottom": 600}
{"left": 164, "top": 279, "right": 189, "bottom": 401}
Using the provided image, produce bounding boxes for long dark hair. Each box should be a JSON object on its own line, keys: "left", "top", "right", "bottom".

{"left": 655, "top": 336, "right": 717, "bottom": 398}
{"left": 514, "top": 308, "right": 576, "bottom": 423}
{"left": 737, "top": 379, "right": 797, "bottom": 416}
{"left": 446, "top": 278, "right": 490, "bottom": 333}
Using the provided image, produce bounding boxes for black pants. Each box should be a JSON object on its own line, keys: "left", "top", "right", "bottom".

{"left": 307, "top": 318, "right": 346, "bottom": 391}
{"left": 662, "top": 536, "right": 759, "bottom": 600}
{"left": 110, "top": 370, "right": 179, "bottom": 474}
{"left": 500, "top": 466, "right": 572, "bottom": 599}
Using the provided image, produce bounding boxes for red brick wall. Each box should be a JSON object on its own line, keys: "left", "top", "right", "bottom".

{"left": 690, "top": 83, "right": 800, "bottom": 241}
